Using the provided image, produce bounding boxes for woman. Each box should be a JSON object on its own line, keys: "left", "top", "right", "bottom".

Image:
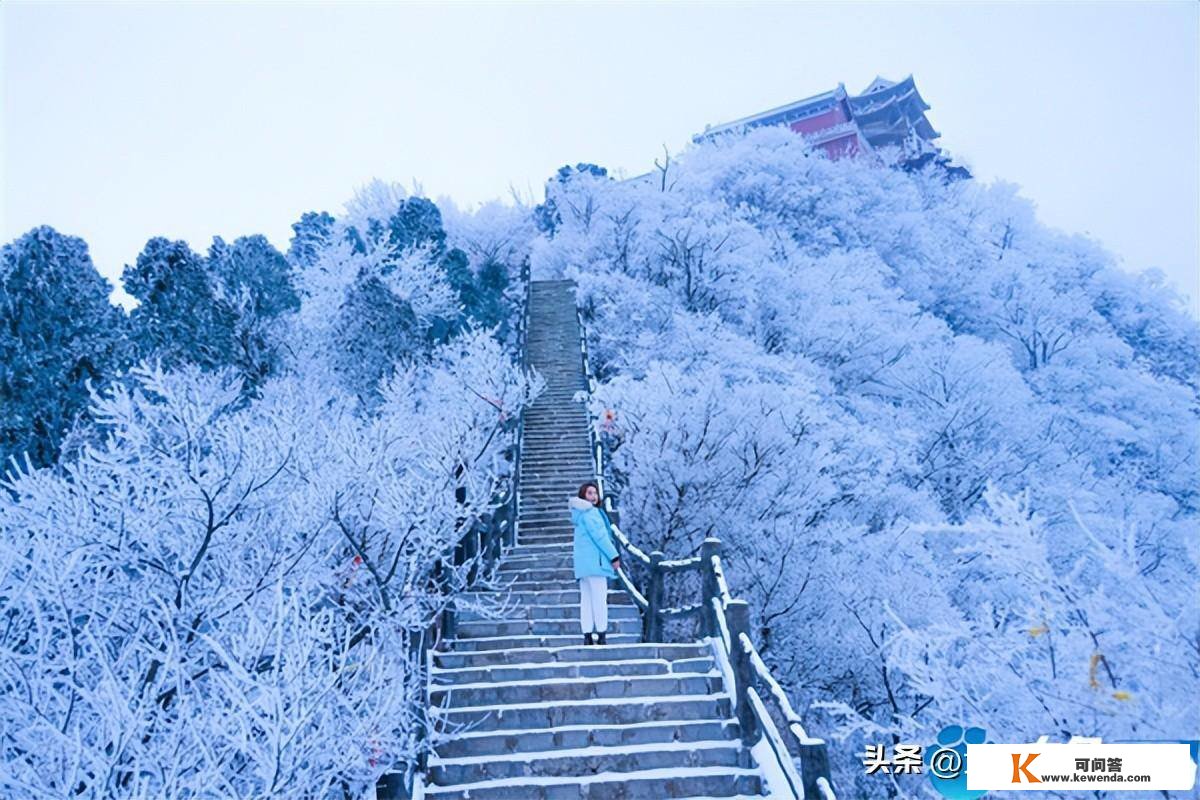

{"left": 568, "top": 482, "right": 621, "bottom": 645}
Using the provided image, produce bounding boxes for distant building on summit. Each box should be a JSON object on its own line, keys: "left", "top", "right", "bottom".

{"left": 696, "top": 75, "right": 948, "bottom": 168}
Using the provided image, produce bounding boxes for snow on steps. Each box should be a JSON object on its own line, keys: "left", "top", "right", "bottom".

{"left": 410, "top": 280, "right": 769, "bottom": 799}
{"left": 420, "top": 766, "right": 763, "bottom": 799}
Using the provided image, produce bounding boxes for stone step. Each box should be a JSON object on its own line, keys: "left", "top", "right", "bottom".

{"left": 513, "top": 522, "right": 573, "bottom": 534}
{"left": 496, "top": 556, "right": 574, "bottom": 571}
{"left": 513, "top": 532, "right": 572, "bottom": 543}
{"left": 523, "top": 425, "right": 590, "bottom": 432}
{"left": 517, "top": 500, "right": 586, "bottom": 510}
{"left": 522, "top": 475, "right": 591, "bottom": 482}
{"left": 513, "top": 524, "right": 573, "bottom": 534}
{"left": 515, "top": 527, "right": 573, "bottom": 539}
{"left": 431, "top": 655, "right": 711, "bottom": 687}
{"left": 431, "top": 672, "right": 723, "bottom": 710}
{"left": 513, "top": 521, "right": 573, "bottom": 533}
{"left": 521, "top": 488, "right": 591, "bottom": 497}
{"left": 430, "top": 691, "right": 733, "bottom": 733}
{"left": 522, "top": 494, "right": 582, "bottom": 503}
{"left": 524, "top": 447, "right": 590, "bottom": 458}
{"left": 515, "top": 526, "right": 573, "bottom": 536}
{"left": 498, "top": 545, "right": 573, "bottom": 558}
{"left": 499, "top": 545, "right": 574, "bottom": 559}
{"left": 496, "top": 582, "right": 584, "bottom": 594}
{"left": 459, "top": 588, "right": 629, "bottom": 608}
{"left": 518, "top": 506, "right": 582, "bottom": 517}
{"left": 521, "top": 477, "right": 591, "bottom": 485}
{"left": 496, "top": 566, "right": 577, "bottom": 581}
{"left": 519, "top": 457, "right": 591, "bottom": 465}
{"left": 427, "top": 740, "right": 753, "bottom": 786}
{"left": 512, "top": 541, "right": 573, "bottom": 553}
{"left": 516, "top": 521, "right": 574, "bottom": 532}
{"left": 431, "top": 718, "right": 739, "bottom": 760}
{"left": 524, "top": 462, "right": 587, "bottom": 473}
{"left": 522, "top": 429, "right": 591, "bottom": 436}
{"left": 513, "top": 540, "right": 573, "bottom": 551}
{"left": 518, "top": 509, "right": 576, "bottom": 520}
{"left": 433, "top": 642, "right": 710, "bottom": 670}
{"left": 453, "top": 616, "right": 641, "bottom": 640}
{"left": 491, "top": 564, "right": 577, "bottom": 578}
{"left": 521, "top": 435, "right": 590, "bottom": 443}
{"left": 423, "top": 768, "right": 763, "bottom": 800}
{"left": 519, "top": 456, "right": 594, "bottom": 466}
{"left": 518, "top": 504, "right": 578, "bottom": 515}
{"left": 521, "top": 441, "right": 590, "bottom": 447}
{"left": 520, "top": 441, "right": 591, "bottom": 448}
{"left": 442, "top": 632, "right": 642, "bottom": 652}
{"left": 457, "top": 602, "right": 639, "bottom": 623}
{"left": 522, "top": 437, "right": 590, "bottom": 445}
{"left": 525, "top": 482, "right": 586, "bottom": 491}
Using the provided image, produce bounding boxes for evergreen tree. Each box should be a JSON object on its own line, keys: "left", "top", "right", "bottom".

{"left": 207, "top": 235, "right": 300, "bottom": 388}
{"left": 468, "top": 258, "right": 510, "bottom": 329}
{"left": 286, "top": 211, "right": 335, "bottom": 268}
{"left": 123, "top": 237, "right": 235, "bottom": 370}
{"left": 386, "top": 196, "right": 447, "bottom": 253}
{"left": 0, "top": 226, "right": 127, "bottom": 469}
{"left": 334, "top": 272, "right": 424, "bottom": 402}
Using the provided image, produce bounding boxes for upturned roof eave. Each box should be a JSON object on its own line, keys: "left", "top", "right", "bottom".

{"left": 701, "top": 84, "right": 847, "bottom": 137}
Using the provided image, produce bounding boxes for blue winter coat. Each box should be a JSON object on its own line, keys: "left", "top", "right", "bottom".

{"left": 569, "top": 496, "right": 619, "bottom": 579}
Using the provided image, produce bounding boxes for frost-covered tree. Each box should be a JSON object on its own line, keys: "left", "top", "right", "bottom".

{"left": 535, "top": 162, "right": 610, "bottom": 234}
{"left": 534, "top": 126, "right": 1199, "bottom": 797}
{"left": 442, "top": 198, "right": 537, "bottom": 334}
{"left": 0, "top": 326, "right": 535, "bottom": 798}
{"left": 287, "top": 185, "right": 525, "bottom": 404}
{"left": 0, "top": 226, "right": 128, "bottom": 469}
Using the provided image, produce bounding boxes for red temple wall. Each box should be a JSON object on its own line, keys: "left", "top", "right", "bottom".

{"left": 788, "top": 105, "right": 850, "bottom": 135}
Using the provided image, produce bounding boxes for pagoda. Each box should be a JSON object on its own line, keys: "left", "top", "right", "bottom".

{"left": 696, "top": 75, "right": 943, "bottom": 164}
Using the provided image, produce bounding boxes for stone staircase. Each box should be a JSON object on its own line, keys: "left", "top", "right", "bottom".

{"left": 424, "top": 280, "right": 766, "bottom": 799}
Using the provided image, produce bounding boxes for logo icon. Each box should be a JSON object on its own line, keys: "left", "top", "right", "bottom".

{"left": 926, "top": 724, "right": 989, "bottom": 799}
{"left": 1010, "top": 752, "right": 1041, "bottom": 783}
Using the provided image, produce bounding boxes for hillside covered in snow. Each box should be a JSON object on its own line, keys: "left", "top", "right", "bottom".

{"left": 1, "top": 127, "right": 1196, "bottom": 798}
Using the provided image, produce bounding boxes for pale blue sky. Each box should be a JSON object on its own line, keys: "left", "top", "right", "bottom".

{"left": 3, "top": 1, "right": 1197, "bottom": 311}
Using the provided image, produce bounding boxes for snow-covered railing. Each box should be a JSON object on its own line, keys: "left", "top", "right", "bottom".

{"left": 574, "top": 299, "right": 837, "bottom": 800}
{"left": 441, "top": 258, "right": 532, "bottom": 608}
{"left": 711, "top": 552, "right": 734, "bottom": 604}
{"left": 607, "top": 517, "right": 651, "bottom": 565}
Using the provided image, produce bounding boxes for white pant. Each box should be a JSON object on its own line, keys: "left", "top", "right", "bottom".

{"left": 579, "top": 576, "right": 609, "bottom": 634}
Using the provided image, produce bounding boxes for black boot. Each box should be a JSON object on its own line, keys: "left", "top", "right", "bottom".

{"left": 584, "top": 632, "right": 595, "bottom": 646}
{"left": 596, "top": 632, "right": 607, "bottom": 646}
